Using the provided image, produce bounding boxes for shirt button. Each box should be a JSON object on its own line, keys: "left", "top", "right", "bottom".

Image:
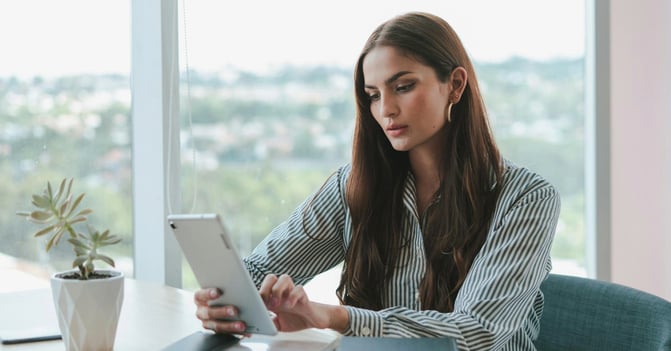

{"left": 415, "top": 291, "right": 420, "bottom": 300}
{"left": 360, "top": 326, "right": 371, "bottom": 336}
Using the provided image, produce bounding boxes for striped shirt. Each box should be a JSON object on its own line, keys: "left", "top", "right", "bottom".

{"left": 244, "top": 160, "right": 561, "bottom": 351}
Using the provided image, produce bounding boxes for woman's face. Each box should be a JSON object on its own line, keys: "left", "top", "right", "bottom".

{"left": 363, "top": 45, "right": 452, "bottom": 154}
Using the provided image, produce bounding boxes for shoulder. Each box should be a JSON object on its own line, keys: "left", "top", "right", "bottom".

{"left": 331, "top": 163, "right": 351, "bottom": 192}
{"left": 313, "top": 163, "right": 351, "bottom": 203}
{"left": 496, "top": 159, "right": 560, "bottom": 211}
{"left": 484, "top": 159, "right": 561, "bottom": 248}
{"left": 337, "top": 163, "right": 352, "bottom": 181}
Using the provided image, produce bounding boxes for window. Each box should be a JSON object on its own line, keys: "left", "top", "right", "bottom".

{"left": 175, "top": 0, "right": 586, "bottom": 301}
{"left": 0, "top": 1, "right": 586, "bottom": 296}
{"left": 0, "top": 1, "right": 132, "bottom": 291}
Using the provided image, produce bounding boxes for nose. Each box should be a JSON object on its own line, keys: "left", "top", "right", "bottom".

{"left": 378, "top": 94, "right": 398, "bottom": 118}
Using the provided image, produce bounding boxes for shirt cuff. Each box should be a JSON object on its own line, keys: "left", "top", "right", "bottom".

{"left": 343, "top": 305, "right": 384, "bottom": 337}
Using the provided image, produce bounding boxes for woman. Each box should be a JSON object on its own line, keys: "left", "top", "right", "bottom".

{"left": 195, "top": 11, "right": 560, "bottom": 350}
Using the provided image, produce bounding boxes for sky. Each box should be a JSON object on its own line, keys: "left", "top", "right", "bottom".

{"left": 0, "top": 0, "right": 585, "bottom": 78}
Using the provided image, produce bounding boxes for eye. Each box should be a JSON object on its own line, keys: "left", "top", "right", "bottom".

{"left": 366, "top": 91, "right": 380, "bottom": 102}
{"left": 396, "top": 82, "right": 415, "bottom": 93}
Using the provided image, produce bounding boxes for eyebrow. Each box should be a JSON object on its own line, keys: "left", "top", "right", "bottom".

{"left": 364, "top": 71, "right": 412, "bottom": 89}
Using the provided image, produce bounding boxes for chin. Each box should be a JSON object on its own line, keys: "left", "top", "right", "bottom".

{"left": 387, "top": 137, "right": 414, "bottom": 152}
{"left": 390, "top": 143, "right": 412, "bottom": 152}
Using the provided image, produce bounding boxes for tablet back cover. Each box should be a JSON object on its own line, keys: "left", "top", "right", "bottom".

{"left": 168, "top": 213, "right": 277, "bottom": 335}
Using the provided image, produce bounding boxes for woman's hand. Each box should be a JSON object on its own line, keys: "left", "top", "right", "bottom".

{"left": 259, "top": 274, "right": 349, "bottom": 333}
{"left": 194, "top": 288, "right": 247, "bottom": 334}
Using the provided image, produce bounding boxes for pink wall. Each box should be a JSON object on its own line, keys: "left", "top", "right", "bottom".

{"left": 610, "top": 0, "right": 671, "bottom": 301}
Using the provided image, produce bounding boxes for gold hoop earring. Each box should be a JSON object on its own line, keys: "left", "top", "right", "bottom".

{"left": 446, "top": 102, "right": 454, "bottom": 123}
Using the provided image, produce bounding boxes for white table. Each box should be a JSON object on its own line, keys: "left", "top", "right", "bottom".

{"left": 0, "top": 279, "right": 341, "bottom": 350}
{"left": 0, "top": 279, "right": 202, "bottom": 350}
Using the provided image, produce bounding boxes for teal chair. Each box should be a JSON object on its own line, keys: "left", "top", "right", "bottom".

{"left": 535, "top": 274, "right": 671, "bottom": 351}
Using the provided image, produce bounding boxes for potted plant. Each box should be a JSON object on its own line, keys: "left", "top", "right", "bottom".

{"left": 17, "top": 178, "right": 124, "bottom": 351}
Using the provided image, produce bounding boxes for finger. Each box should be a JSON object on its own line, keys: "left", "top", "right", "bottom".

{"left": 196, "top": 305, "right": 239, "bottom": 321}
{"left": 195, "top": 305, "right": 210, "bottom": 320}
{"left": 194, "top": 288, "right": 221, "bottom": 305}
{"left": 203, "top": 319, "right": 247, "bottom": 334}
{"left": 259, "top": 274, "right": 279, "bottom": 304}
{"left": 272, "top": 274, "right": 296, "bottom": 301}
{"left": 272, "top": 314, "right": 282, "bottom": 331}
{"left": 283, "top": 285, "right": 307, "bottom": 309}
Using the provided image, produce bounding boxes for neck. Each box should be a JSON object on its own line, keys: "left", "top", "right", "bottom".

{"left": 409, "top": 149, "right": 442, "bottom": 214}
{"left": 410, "top": 152, "right": 440, "bottom": 188}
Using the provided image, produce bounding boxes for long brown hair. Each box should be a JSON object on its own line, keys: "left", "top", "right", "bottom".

{"left": 337, "top": 12, "right": 503, "bottom": 312}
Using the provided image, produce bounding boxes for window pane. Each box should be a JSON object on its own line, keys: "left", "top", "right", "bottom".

{"left": 0, "top": 1, "right": 132, "bottom": 291}
{"left": 177, "top": 0, "right": 586, "bottom": 297}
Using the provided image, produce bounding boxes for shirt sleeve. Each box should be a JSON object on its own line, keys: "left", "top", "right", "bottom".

{"left": 243, "top": 166, "right": 349, "bottom": 287}
{"left": 343, "top": 181, "right": 561, "bottom": 351}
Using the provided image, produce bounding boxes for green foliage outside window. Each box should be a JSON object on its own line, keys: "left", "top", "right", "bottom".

{"left": 0, "top": 58, "right": 585, "bottom": 274}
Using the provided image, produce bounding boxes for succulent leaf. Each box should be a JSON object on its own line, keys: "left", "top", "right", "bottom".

{"left": 59, "top": 197, "right": 71, "bottom": 217}
{"left": 53, "top": 178, "right": 67, "bottom": 204}
{"left": 68, "top": 237, "right": 87, "bottom": 248}
{"left": 66, "top": 193, "right": 86, "bottom": 217}
{"left": 100, "top": 236, "right": 122, "bottom": 247}
{"left": 46, "top": 230, "right": 64, "bottom": 252}
{"left": 98, "top": 254, "right": 115, "bottom": 267}
{"left": 32, "top": 194, "right": 50, "bottom": 209}
{"left": 65, "top": 179, "right": 73, "bottom": 201}
{"left": 73, "top": 256, "right": 87, "bottom": 267}
{"left": 75, "top": 209, "right": 93, "bottom": 217}
{"left": 29, "top": 210, "right": 52, "bottom": 221}
{"left": 68, "top": 217, "right": 87, "bottom": 226}
{"left": 33, "top": 225, "right": 56, "bottom": 237}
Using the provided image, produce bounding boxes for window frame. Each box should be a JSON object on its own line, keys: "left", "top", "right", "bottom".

{"left": 131, "top": 0, "right": 182, "bottom": 286}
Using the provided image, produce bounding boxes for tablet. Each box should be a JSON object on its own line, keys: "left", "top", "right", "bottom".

{"left": 167, "top": 213, "right": 278, "bottom": 336}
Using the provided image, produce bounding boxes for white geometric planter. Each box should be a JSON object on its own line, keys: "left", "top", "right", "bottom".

{"left": 50, "top": 270, "right": 124, "bottom": 351}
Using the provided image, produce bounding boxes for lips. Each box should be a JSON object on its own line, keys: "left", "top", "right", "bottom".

{"left": 386, "top": 124, "right": 407, "bottom": 137}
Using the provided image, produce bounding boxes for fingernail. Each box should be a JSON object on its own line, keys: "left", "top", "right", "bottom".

{"left": 210, "top": 288, "right": 219, "bottom": 298}
{"left": 208, "top": 321, "right": 216, "bottom": 330}
{"left": 236, "top": 322, "right": 245, "bottom": 331}
{"left": 228, "top": 307, "right": 236, "bottom": 316}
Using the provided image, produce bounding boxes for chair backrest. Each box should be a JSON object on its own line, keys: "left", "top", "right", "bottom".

{"left": 535, "top": 274, "right": 671, "bottom": 351}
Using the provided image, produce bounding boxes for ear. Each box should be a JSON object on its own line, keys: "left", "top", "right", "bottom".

{"left": 449, "top": 67, "right": 468, "bottom": 104}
